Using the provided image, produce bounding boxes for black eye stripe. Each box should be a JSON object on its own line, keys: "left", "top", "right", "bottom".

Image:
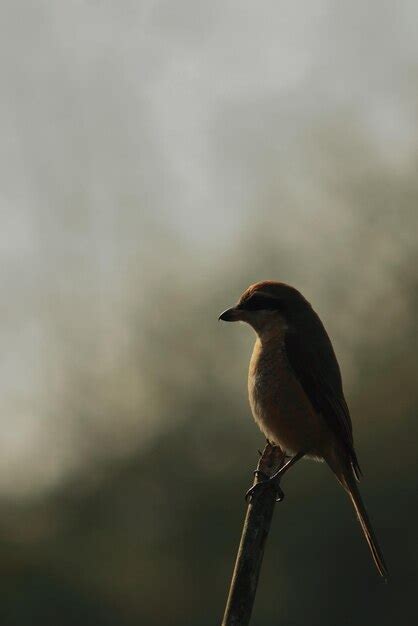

{"left": 241, "top": 294, "right": 281, "bottom": 311}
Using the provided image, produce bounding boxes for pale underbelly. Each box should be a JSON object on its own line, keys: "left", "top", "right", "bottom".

{"left": 248, "top": 353, "right": 331, "bottom": 459}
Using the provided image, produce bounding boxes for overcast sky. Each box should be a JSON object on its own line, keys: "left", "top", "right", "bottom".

{"left": 0, "top": 0, "right": 417, "bottom": 495}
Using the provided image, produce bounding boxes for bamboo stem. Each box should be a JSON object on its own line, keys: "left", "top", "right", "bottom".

{"left": 221, "top": 443, "right": 285, "bottom": 626}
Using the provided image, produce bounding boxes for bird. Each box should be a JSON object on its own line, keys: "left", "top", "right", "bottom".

{"left": 219, "top": 280, "right": 388, "bottom": 579}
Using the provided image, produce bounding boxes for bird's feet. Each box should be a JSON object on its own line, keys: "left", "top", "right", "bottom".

{"left": 245, "top": 470, "right": 285, "bottom": 503}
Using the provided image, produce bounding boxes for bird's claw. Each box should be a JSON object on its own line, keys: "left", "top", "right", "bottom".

{"left": 245, "top": 475, "right": 285, "bottom": 503}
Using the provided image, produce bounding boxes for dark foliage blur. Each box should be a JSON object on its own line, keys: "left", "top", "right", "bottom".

{"left": 1, "top": 201, "right": 417, "bottom": 625}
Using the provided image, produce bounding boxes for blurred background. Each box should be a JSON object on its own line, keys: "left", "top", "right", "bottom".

{"left": 0, "top": 1, "right": 417, "bottom": 624}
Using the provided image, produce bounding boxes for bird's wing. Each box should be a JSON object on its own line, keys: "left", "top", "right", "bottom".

{"left": 284, "top": 313, "right": 361, "bottom": 478}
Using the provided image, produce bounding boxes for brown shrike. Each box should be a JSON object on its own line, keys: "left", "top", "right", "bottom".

{"left": 219, "top": 281, "right": 387, "bottom": 579}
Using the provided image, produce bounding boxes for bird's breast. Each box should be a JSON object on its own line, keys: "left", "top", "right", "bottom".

{"left": 248, "top": 336, "right": 323, "bottom": 455}
{"left": 248, "top": 337, "right": 290, "bottom": 426}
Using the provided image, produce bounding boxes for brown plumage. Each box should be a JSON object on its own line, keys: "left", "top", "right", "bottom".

{"left": 219, "top": 280, "right": 388, "bottom": 579}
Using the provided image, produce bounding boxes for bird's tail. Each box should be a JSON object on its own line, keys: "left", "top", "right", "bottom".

{"left": 341, "top": 469, "right": 388, "bottom": 580}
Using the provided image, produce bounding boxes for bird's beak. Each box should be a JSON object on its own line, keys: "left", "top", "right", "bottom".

{"left": 218, "top": 306, "right": 241, "bottom": 322}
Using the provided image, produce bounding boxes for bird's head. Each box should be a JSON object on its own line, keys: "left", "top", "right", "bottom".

{"left": 219, "top": 281, "right": 309, "bottom": 336}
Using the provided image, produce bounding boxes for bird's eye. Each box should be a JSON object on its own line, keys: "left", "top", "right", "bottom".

{"left": 242, "top": 294, "right": 279, "bottom": 311}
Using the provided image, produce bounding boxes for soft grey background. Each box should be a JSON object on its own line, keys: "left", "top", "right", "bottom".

{"left": 0, "top": 2, "right": 416, "bottom": 625}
